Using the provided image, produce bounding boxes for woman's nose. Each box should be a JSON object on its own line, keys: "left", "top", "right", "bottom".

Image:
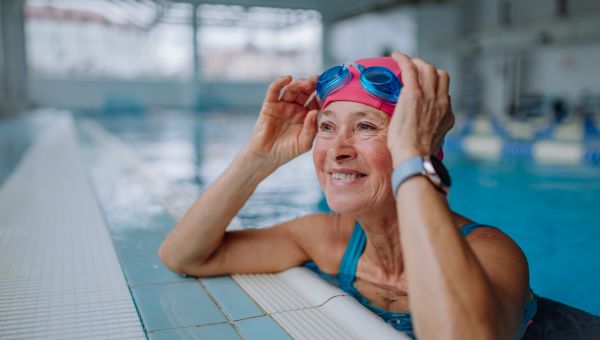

{"left": 328, "top": 133, "right": 357, "bottom": 162}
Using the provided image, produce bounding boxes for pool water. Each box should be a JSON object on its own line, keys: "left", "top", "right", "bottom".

{"left": 447, "top": 154, "right": 600, "bottom": 315}
{"left": 77, "top": 110, "right": 600, "bottom": 316}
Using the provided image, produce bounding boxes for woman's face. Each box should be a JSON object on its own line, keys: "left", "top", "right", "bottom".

{"left": 313, "top": 101, "right": 394, "bottom": 214}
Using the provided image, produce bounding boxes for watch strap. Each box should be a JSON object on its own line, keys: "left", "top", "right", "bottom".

{"left": 391, "top": 156, "right": 424, "bottom": 195}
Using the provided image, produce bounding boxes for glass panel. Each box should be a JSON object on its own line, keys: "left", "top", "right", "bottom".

{"left": 198, "top": 4, "right": 322, "bottom": 82}
{"left": 25, "top": 0, "right": 192, "bottom": 80}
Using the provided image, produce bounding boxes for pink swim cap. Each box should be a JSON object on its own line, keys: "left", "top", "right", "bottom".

{"left": 321, "top": 57, "right": 399, "bottom": 117}
{"left": 319, "top": 56, "right": 444, "bottom": 160}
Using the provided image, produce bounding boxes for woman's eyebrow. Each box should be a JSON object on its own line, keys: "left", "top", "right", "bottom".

{"left": 319, "top": 109, "right": 386, "bottom": 124}
{"left": 350, "top": 110, "right": 387, "bottom": 123}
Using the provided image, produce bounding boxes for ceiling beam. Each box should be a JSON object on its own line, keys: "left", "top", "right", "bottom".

{"left": 324, "top": 0, "right": 423, "bottom": 22}
{"left": 172, "top": 0, "right": 326, "bottom": 11}
{"left": 154, "top": 0, "right": 444, "bottom": 24}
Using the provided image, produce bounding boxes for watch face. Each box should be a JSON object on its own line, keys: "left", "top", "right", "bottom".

{"left": 430, "top": 155, "right": 451, "bottom": 187}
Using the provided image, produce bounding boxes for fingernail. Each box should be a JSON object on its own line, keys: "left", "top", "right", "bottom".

{"left": 303, "top": 91, "right": 317, "bottom": 108}
{"left": 278, "top": 88, "right": 286, "bottom": 101}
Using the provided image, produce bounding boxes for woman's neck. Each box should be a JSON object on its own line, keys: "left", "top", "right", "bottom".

{"left": 355, "top": 205, "right": 404, "bottom": 283}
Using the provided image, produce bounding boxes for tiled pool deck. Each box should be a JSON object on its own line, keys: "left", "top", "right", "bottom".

{"left": 0, "top": 113, "right": 145, "bottom": 339}
{"left": 0, "top": 111, "right": 292, "bottom": 339}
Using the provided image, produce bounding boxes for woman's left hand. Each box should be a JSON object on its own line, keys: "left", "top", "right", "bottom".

{"left": 387, "top": 52, "right": 455, "bottom": 167}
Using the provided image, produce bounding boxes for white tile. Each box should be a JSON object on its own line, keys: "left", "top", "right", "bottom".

{"left": 0, "top": 115, "right": 144, "bottom": 339}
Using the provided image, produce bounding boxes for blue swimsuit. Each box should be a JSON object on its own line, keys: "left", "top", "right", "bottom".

{"left": 308, "top": 222, "right": 537, "bottom": 339}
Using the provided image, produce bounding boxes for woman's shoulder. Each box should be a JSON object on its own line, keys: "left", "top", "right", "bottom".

{"left": 285, "top": 213, "right": 356, "bottom": 274}
{"left": 452, "top": 213, "right": 524, "bottom": 254}
{"left": 285, "top": 213, "right": 355, "bottom": 239}
{"left": 453, "top": 213, "right": 502, "bottom": 238}
{"left": 454, "top": 213, "right": 528, "bottom": 274}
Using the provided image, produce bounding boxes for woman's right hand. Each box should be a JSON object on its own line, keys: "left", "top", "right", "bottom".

{"left": 245, "top": 75, "right": 320, "bottom": 169}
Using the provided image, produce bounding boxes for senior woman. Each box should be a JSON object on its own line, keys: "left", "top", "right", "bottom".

{"left": 159, "top": 52, "right": 536, "bottom": 339}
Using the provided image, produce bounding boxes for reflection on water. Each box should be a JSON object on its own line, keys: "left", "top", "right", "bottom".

{"left": 77, "top": 110, "right": 600, "bottom": 316}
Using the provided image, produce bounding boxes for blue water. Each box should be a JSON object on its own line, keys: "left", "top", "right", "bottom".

{"left": 447, "top": 154, "right": 600, "bottom": 315}
{"left": 75, "top": 110, "right": 600, "bottom": 316}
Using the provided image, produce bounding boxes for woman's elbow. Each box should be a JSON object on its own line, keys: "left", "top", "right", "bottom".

{"left": 158, "top": 242, "right": 216, "bottom": 277}
{"left": 158, "top": 242, "right": 188, "bottom": 274}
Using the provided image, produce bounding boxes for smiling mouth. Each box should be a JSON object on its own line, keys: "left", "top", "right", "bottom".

{"left": 330, "top": 172, "right": 367, "bottom": 180}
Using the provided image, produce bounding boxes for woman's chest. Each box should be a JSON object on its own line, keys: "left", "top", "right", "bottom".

{"left": 353, "top": 270, "right": 411, "bottom": 313}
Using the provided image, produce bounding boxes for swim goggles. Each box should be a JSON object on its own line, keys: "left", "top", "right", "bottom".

{"left": 316, "top": 63, "right": 402, "bottom": 105}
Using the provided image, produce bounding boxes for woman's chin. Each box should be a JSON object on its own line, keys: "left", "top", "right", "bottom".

{"left": 325, "top": 197, "right": 366, "bottom": 214}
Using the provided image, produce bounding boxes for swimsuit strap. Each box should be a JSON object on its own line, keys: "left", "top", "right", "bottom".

{"left": 339, "top": 222, "right": 496, "bottom": 280}
{"left": 338, "top": 222, "right": 367, "bottom": 278}
{"left": 459, "top": 222, "right": 499, "bottom": 237}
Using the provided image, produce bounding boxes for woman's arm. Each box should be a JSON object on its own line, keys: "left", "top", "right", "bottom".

{"left": 159, "top": 75, "right": 320, "bottom": 276}
{"left": 388, "top": 52, "right": 529, "bottom": 339}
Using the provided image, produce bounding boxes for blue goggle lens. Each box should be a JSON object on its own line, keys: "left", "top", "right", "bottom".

{"left": 316, "top": 65, "right": 351, "bottom": 101}
{"left": 360, "top": 66, "right": 401, "bottom": 104}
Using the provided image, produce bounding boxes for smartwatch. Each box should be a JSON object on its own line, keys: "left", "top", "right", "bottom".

{"left": 391, "top": 155, "right": 451, "bottom": 195}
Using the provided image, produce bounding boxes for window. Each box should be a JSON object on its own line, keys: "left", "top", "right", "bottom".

{"left": 25, "top": 0, "right": 192, "bottom": 80}
{"left": 198, "top": 5, "right": 322, "bottom": 82}
{"left": 25, "top": 1, "right": 322, "bottom": 82}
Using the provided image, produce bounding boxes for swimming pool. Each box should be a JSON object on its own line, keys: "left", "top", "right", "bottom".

{"left": 78, "top": 109, "right": 600, "bottom": 316}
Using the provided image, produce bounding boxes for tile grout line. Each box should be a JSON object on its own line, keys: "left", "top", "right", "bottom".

{"left": 145, "top": 320, "right": 232, "bottom": 335}
{"left": 196, "top": 279, "right": 252, "bottom": 340}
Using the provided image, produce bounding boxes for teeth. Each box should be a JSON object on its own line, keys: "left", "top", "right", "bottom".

{"left": 332, "top": 172, "right": 362, "bottom": 180}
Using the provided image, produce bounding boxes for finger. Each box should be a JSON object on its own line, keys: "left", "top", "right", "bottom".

{"left": 295, "top": 79, "right": 316, "bottom": 102}
{"left": 307, "top": 100, "right": 320, "bottom": 112}
{"left": 294, "top": 78, "right": 316, "bottom": 97}
{"left": 436, "top": 69, "right": 450, "bottom": 97}
{"left": 391, "top": 52, "right": 419, "bottom": 92}
{"left": 444, "top": 97, "right": 455, "bottom": 131}
{"left": 434, "top": 99, "right": 454, "bottom": 150}
{"left": 300, "top": 109, "right": 319, "bottom": 150}
{"left": 303, "top": 75, "right": 318, "bottom": 92}
{"left": 266, "top": 75, "right": 292, "bottom": 102}
{"left": 295, "top": 92, "right": 309, "bottom": 107}
{"left": 281, "top": 79, "right": 308, "bottom": 102}
{"left": 411, "top": 58, "right": 438, "bottom": 98}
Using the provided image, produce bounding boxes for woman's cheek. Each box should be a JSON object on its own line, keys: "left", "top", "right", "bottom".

{"left": 359, "top": 140, "right": 393, "bottom": 173}
{"left": 312, "top": 141, "right": 329, "bottom": 185}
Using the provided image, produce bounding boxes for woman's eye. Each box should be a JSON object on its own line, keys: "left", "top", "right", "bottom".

{"left": 319, "top": 122, "right": 334, "bottom": 132}
{"left": 358, "top": 123, "right": 376, "bottom": 132}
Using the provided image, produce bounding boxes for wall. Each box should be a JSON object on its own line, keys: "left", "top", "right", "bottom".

{"left": 523, "top": 43, "right": 600, "bottom": 103}
{"left": 414, "top": 4, "right": 462, "bottom": 108}
{"left": 27, "top": 78, "right": 269, "bottom": 112}
{"left": 461, "top": 0, "right": 600, "bottom": 116}
{"left": 329, "top": 8, "right": 417, "bottom": 64}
